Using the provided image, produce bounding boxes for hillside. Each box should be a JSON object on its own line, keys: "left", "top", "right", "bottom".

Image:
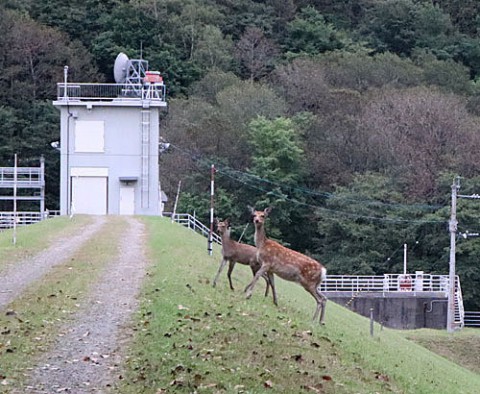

{"left": 120, "top": 217, "right": 480, "bottom": 394}
{"left": 0, "top": 216, "right": 479, "bottom": 392}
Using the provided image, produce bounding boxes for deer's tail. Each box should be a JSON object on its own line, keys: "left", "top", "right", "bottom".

{"left": 320, "top": 266, "right": 327, "bottom": 283}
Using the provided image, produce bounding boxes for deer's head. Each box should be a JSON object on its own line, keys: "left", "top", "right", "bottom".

{"left": 216, "top": 219, "right": 230, "bottom": 235}
{"left": 248, "top": 206, "right": 272, "bottom": 225}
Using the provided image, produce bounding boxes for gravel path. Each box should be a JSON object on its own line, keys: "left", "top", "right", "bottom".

{"left": 6, "top": 216, "right": 149, "bottom": 394}
{"left": 0, "top": 216, "right": 106, "bottom": 309}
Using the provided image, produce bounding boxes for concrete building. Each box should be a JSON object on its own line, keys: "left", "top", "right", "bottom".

{"left": 53, "top": 55, "right": 167, "bottom": 216}
{"left": 320, "top": 272, "right": 464, "bottom": 330}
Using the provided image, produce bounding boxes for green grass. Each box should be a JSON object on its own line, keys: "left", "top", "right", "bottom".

{"left": 120, "top": 217, "right": 480, "bottom": 394}
{"left": 0, "top": 216, "right": 126, "bottom": 389}
{"left": 1, "top": 216, "right": 479, "bottom": 393}
{"left": 0, "top": 215, "right": 93, "bottom": 273}
{"left": 402, "top": 328, "right": 480, "bottom": 374}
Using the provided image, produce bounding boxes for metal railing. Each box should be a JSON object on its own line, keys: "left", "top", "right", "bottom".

{"left": 320, "top": 273, "right": 464, "bottom": 327}
{"left": 0, "top": 210, "right": 60, "bottom": 230}
{"left": 464, "top": 311, "right": 480, "bottom": 327}
{"left": 0, "top": 167, "right": 44, "bottom": 187}
{"left": 167, "top": 212, "right": 222, "bottom": 245}
{"left": 56, "top": 83, "right": 166, "bottom": 102}
{"left": 319, "top": 274, "right": 453, "bottom": 294}
{"left": 0, "top": 212, "right": 45, "bottom": 229}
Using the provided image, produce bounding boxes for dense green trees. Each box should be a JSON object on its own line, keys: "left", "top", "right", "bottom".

{"left": 2, "top": 1, "right": 480, "bottom": 309}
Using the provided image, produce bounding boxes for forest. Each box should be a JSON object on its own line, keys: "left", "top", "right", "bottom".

{"left": 1, "top": 0, "right": 480, "bottom": 309}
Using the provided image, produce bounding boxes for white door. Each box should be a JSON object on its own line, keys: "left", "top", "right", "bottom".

{"left": 119, "top": 185, "right": 135, "bottom": 215}
{"left": 71, "top": 176, "right": 107, "bottom": 214}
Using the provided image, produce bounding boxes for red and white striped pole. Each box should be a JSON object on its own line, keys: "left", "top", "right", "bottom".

{"left": 208, "top": 164, "right": 215, "bottom": 255}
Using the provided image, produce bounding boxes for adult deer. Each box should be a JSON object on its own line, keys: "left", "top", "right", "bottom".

{"left": 244, "top": 207, "right": 327, "bottom": 324}
{"left": 212, "top": 219, "right": 275, "bottom": 303}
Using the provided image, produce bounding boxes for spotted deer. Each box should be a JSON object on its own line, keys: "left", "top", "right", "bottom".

{"left": 244, "top": 207, "right": 327, "bottom": 324}
{"left": 213, "top": 219, "right": 275, "bottom": 303}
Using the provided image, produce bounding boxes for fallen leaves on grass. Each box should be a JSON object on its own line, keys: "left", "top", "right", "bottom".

{"left": 264, "top": 380, "right": 273, "bottom": 388}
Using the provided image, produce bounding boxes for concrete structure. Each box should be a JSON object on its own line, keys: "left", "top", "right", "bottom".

{"left": 320, "top": 273, "right": 464, "bottom": 330}
{"left": 53, "top": 66, "right": 167, "bottom": 216}
{"left": 326, "top": 292, "right": 448, "bottom": 330}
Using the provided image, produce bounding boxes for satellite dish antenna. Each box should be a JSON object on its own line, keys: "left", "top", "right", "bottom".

{"left": 114, "top": 52, "right": 129, "bottom": 83}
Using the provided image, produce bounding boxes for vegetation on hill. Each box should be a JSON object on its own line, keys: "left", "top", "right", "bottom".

{"left": 1, "top": 1, "right": 480, "bottom": 309}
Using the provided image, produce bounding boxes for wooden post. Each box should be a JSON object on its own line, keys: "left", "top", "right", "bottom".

{"left": 370, "top": 308, "right": 374, "bottom": 337}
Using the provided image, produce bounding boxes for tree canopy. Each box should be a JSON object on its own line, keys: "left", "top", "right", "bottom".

{"left": 3, "top": 0, "right": 480, "bottom": 309}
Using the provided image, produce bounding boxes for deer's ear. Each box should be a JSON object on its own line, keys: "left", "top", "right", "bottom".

{"left": 225, "top": 218, "right": 230, "bottom": 227}
{"left": 247, "top": 205, "right": 255, "bottom": 215}
{"left": 265, "top": 207, "right": 272, "bottom": 215}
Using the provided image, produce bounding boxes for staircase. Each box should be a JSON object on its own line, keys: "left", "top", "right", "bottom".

{"left": 454, "top": 276, "right": 465, "bottom": 329}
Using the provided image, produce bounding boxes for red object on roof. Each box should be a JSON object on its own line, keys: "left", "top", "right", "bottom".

{"left": 144, "top": 71, "right": 163, "bottom": 84}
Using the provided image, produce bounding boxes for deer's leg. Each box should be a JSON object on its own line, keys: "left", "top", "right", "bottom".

{"left": 267, "top": 272, "right": 278, "bottom": 306}
{"left": 306, "top": 284, "right": 328, "bottom": 324}
{"left": 213, "top": 258, "right": 228, "bottom": 288}
{"left": 262, "top": 274, "right": 270, "bottom": 298}
{"left": 226, "top": 261, "right": 236, "bottom": 291}
{"left": 316, "top": 290, "right": 328, "bottom": 325}
{"left": 244, "top": 264, "right": 268, "bottom": 299}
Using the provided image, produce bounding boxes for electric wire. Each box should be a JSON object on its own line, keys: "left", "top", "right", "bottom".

{"left": 165, "top": 142, "right": 447, "bottom": 225}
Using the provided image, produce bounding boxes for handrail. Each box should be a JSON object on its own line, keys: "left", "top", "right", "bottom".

{"left": 464, "top": 311, "right": 480, "bottom": 327}
{"left": 56, "top": 82, "right": 166, "bottom": 102}
{"left": 167, "top": 212, "right": 222, "bottom": 245}
{"left": 319, "top": 273, "right": 455, "bottom": 294}
{"left": 0, "top": 167, "right": 43, "bottom": 186}
{"left": 455, "top": 278, "right": 465, "bottom": 327}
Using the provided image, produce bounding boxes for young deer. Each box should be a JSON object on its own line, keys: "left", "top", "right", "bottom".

{"left": 213, "top": 219, "right": 275, "bottom": 303}
{"left": 244, "top": 207, "right": 327, "bottom": 324}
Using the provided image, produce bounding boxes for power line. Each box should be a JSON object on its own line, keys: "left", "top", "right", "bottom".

{"left": 166, "top": 142, "right": 447, "bottom": 225}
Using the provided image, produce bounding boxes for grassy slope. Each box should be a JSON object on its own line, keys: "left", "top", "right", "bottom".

{"left": 120, "top": 217, "right": 480, "bottom": 394}
{"left": 403, "top": 328, "right": 480, "bottom": 375}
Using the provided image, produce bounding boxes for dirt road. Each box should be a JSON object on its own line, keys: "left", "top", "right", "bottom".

{"left": 1, "top": 216, "right": 148, "bottom": 393}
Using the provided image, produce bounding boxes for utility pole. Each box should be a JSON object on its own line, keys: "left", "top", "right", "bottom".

{"left": 13, "top": 154, "right": 17, "bottom": 246}
{"left": 208, "top": 164, "right": 215, "bottom": 256}
{"left": 447, "top": 177, "right": 460, "bottom": 333}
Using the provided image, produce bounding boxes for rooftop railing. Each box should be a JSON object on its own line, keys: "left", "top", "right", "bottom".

{"left": 56, "top": 82, "right": 166, "bottom": 102}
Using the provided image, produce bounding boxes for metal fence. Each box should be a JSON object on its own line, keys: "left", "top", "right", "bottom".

{"left": 0, "top": 210, "right": 60, "bottom": 230}
{"left": 464, "top": 311, "right": 480, "bottom": 327}
{"left": 318, "top": 273, "right": 453, "bottom": 294}
{"left": 167, "top": 212, "right": 222, "bottom": 245}
{"left": 0, "top": 167, "right": 44, "bottom": 187}
{"left": 56, "top": 83, "right": 166, "bottom": 102}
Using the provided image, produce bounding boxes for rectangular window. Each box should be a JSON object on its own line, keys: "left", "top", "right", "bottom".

{"left": 74, "top": 120, "right": 105, "bottom": 152}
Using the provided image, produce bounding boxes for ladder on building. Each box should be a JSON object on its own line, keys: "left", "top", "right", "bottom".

{"left": 141, "top": 109, "right": 150, "bottom": 208}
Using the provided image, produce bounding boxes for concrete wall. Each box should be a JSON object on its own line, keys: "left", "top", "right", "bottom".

{"left": 327, "top": 293, "right": 448, "bottom": 329}
{"left": 57, "top": 103, "right": 161, "bottom": 216}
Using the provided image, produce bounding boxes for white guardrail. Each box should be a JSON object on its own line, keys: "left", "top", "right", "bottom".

{"left": 319, "top": 273, "right": 455, "bottom": 294}
{"left": 0, "top": 210, "right": 60, "bottom": 230}
{"left": 167, "top": 212, "right": 222, "bottom": 245}
{"left": 464, "top": 311, "right": 480, "bottom": 327}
